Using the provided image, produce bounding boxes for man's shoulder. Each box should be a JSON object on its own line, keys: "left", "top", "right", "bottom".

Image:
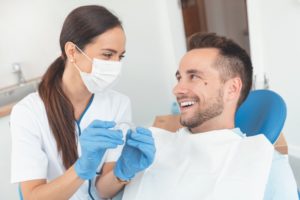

{"left": 269, "top": 151, "right": 296, "bottom": 180}
{"left": 264, "top": 151, "right": 298, "bottom": 199}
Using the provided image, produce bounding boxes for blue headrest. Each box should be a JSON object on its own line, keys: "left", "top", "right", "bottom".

{"left": 235, "top": 89, "right": 287, "bottom": 144}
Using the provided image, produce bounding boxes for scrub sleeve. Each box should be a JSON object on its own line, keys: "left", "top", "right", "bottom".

{"left": 10, "top": 104, "right": 48, "bottom": 183}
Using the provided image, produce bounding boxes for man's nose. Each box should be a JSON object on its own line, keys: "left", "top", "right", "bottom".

{"left": 173, "top": 82, "right": 188, "bottom": 96}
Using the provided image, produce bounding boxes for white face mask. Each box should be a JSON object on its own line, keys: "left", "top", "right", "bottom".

{"left": 73, "top": 45, "right": 122, "bottom": 93}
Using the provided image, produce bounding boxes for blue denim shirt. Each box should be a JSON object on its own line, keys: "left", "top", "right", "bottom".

{"left": 233, "top": 128, "right": 298, "bottom": 200}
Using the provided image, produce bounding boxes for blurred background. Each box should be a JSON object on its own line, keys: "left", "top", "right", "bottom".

{"left": 0, "top": 0, "right": 299, "bottom": 199}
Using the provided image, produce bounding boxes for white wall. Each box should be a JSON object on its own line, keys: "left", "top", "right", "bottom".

{"left": 247, "top": 0, "right": 300, "bottom": 157}
{"left": 0, "top": 1, "right": 186, "bottom": 198}
{"left": 0, "top": 0, "right": 186, "bottom": 125}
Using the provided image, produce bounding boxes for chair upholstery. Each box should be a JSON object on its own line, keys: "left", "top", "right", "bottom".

{"left": 235, "top": 89, "right": 287, "bottom": 144}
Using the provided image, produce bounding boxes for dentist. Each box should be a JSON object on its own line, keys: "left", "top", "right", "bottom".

{"left": 10, "top": 5, "right": 155, "bottom": 200}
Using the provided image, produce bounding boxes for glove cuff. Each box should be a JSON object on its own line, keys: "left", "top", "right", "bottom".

{"left": 113, "top": 160, "right": 135, "bottom": 181}
{"left": 74, "top": 159, "right": 95, "bottom": 180}
{"left": 115, "top": 175, "right": 131, "bottom": 185}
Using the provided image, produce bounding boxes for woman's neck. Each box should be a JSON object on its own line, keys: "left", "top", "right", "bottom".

{"left": 62, "top": 63, "right": 92, "bottom": 119}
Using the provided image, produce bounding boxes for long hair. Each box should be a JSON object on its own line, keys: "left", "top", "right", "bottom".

{"left": 38, "top": 5, "right": 122, "bottom": 169}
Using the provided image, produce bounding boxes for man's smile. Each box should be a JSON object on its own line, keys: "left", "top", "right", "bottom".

{"left": 177, "top": 99, "right": 198, "bottom": 113}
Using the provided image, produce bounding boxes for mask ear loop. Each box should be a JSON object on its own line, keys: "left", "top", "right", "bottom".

{"left": 72, "top": 62, "right": 85, "bottom": 74}
{"left": 72, "top": 44, "right": 94, "bottom": 73}
{"left": 74, "top": 44, "right": 93, "bottom": 62}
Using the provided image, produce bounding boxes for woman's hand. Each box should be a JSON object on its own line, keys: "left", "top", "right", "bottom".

{"left": 75, "top": 120, "right": 124, "bottom": 180}
{"left": 114, "top": 127, "right": 156, "bottom": 181}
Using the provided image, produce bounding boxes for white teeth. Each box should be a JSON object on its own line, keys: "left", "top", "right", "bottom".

{"left": 180, "top": 101, "right": 195, "bottom": 107}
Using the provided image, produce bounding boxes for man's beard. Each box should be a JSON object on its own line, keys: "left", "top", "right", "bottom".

{"left": 180, "top": 89, "right": 224, "bottom": 129}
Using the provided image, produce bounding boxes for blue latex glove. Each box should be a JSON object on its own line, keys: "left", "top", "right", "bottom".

{"left": 75, "top": 120, "right": 124, "bottom": 180}
{"left": 114, "top": 127, "right": 156, "bottom": 181}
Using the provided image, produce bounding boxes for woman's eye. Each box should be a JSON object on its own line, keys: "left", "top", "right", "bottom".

{"left": 119, "top": 54, "right": 125, "bottom": 60}
{"left": 102, "top": 52, "right": 113, "bottom": 58}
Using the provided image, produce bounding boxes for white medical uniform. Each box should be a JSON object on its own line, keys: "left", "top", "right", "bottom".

{"left": 10, "top": 90, "right": 131, "bottom": 200}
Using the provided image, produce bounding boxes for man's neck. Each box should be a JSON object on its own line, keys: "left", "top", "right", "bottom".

{"left": 189, "top": 116, "right": 235, "bottom": 134}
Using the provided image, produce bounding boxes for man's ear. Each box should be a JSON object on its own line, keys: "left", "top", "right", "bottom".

{"left": 64, "top": 41, "right": 77, "bottom": 62}
{"left": 224, "top": 77, "right": 242, "bottom": 102}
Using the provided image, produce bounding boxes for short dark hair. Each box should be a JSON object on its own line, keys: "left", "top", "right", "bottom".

{"left": 188, "top": 32, "right": 253, "bottom": 107}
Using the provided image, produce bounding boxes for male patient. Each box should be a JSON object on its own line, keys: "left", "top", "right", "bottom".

{"left": 122, "top": 33, "right": 298, "bottom": 200}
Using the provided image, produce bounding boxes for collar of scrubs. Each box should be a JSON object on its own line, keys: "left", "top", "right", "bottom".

{"left": 76, "top": 94, "right": 94, "bottom": 125}
{"left": 122, "top": 127, "right": 274, "bottom": 200}
{"left": 73, "top": 94, "right": 98, "bottom": 200}
{"left": 75, "top": 94, "right": 94, "bottom": 136}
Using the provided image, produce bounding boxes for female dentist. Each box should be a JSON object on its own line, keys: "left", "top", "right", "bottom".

{"left": 10, "top": 5, "right": 155, "bottom": 200}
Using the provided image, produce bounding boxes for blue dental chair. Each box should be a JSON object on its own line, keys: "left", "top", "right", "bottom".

{"left": 235, "top": 89, "right": 300, "bottom": 199}
{"left": 235, "top": 89, "right": 287, "bottom": 144}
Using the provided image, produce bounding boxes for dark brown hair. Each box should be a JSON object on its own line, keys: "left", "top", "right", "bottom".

{"left": 188, "top": 32, "right": 253, "bottom": 107}
{"left": 38, "top": 5, "right": 122, "bottom": 169}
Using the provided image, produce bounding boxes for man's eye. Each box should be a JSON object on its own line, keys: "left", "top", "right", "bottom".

{"left": 190, "top": 74, "right": 198, "bottom": 80}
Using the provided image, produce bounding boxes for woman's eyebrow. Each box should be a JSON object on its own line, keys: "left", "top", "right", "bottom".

{"left": 101, "top": 48, "right": 126, "bottom": 54}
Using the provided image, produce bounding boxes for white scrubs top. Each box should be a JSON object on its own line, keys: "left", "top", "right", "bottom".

{"left": 10, "top": 90, "right": 132, "bottom": 200}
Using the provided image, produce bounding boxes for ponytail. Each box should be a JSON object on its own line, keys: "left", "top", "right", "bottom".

{"left": 38, "top": 5, "right": 123, "bottom": 169}
{"left": 38, "top": 56, "right": 78, "bottom": 169}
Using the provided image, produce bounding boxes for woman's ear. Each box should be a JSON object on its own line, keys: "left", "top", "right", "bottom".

{"left": 64, "top": 41, "right": 76, "bottom": 62}
{"left": 224, "top": 77, "right": 242, "bottom": 102}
